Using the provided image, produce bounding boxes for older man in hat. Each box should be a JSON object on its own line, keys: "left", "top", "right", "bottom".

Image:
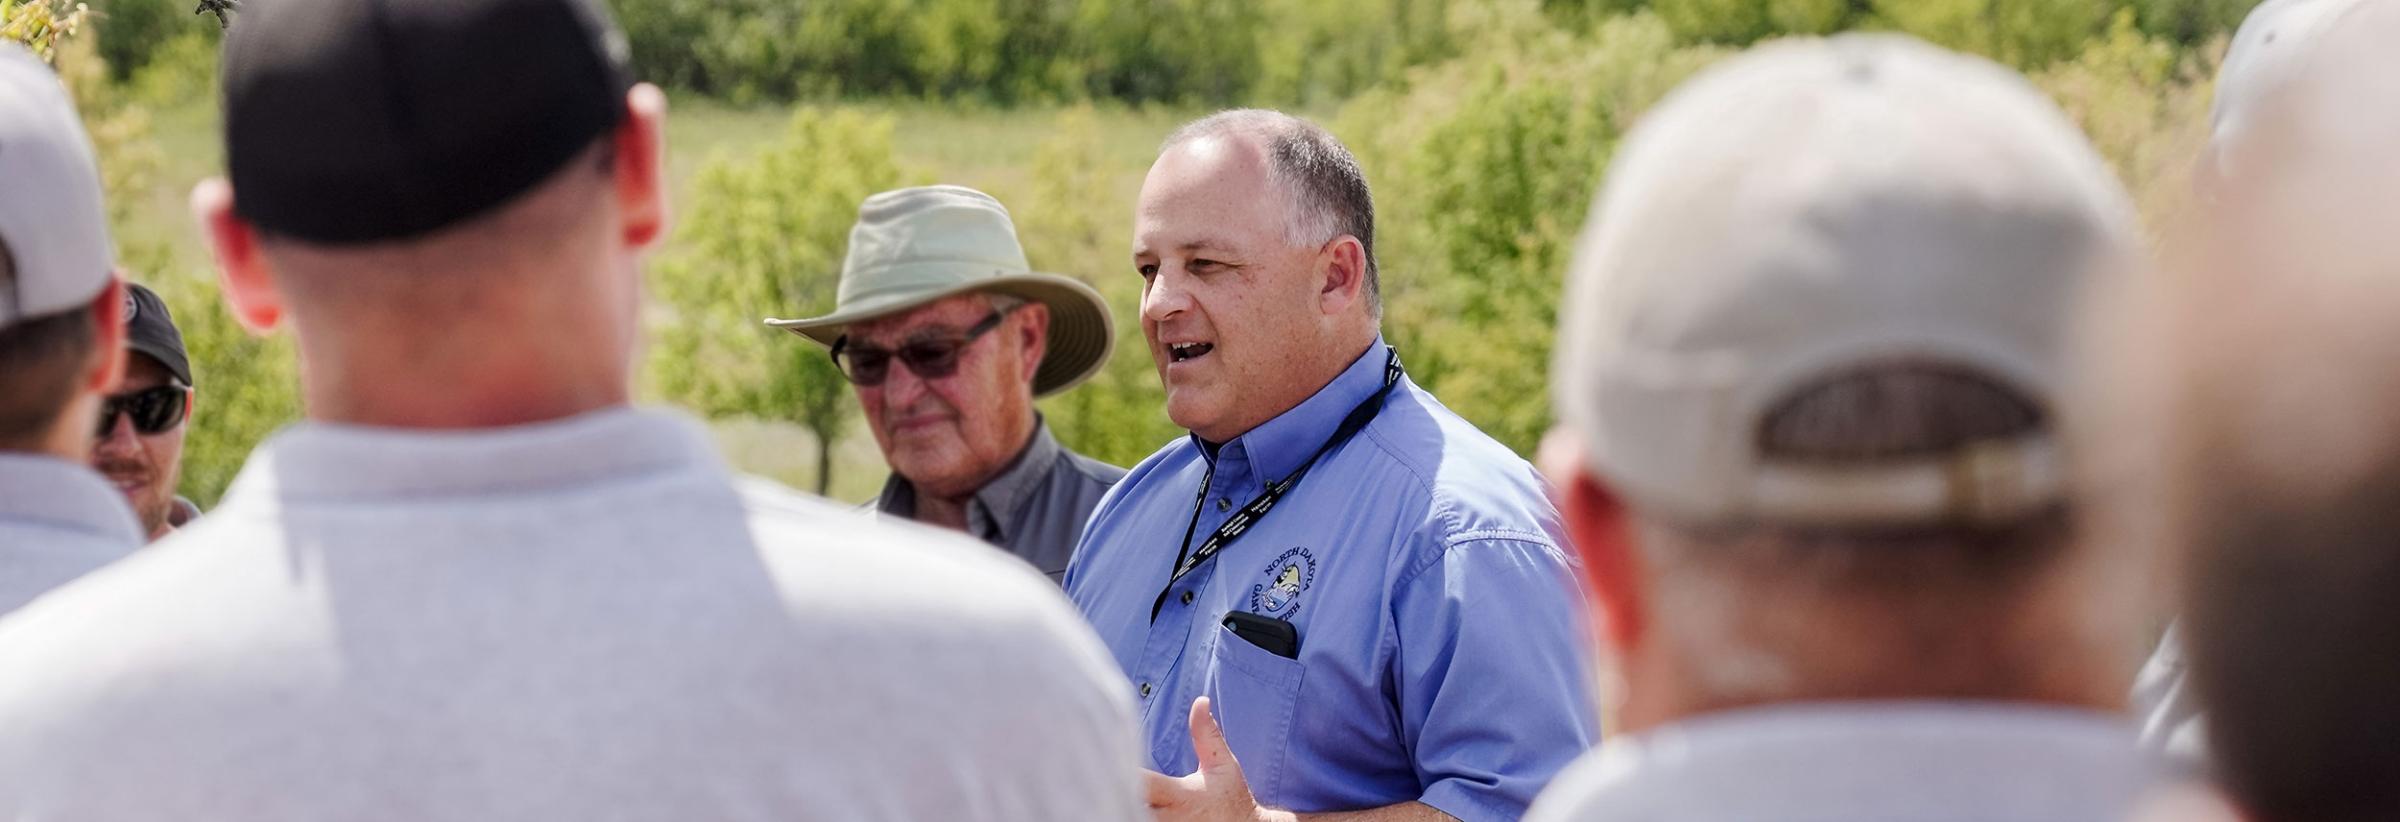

{"left": 91, "top": 282, "right": 201, "bottom": 542}
{"left": 770, "top": 185, "right": 1121, "bottom": 582}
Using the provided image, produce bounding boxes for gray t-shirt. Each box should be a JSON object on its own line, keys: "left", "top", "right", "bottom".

{"left": 1527, "top": 702, "right": 2155, "bottom": 822}
{"left": 0, "top": 453, "right": 138, "bottom": 614}
{"left": 0, "top": 409, "right": 1145, "bottom": 822}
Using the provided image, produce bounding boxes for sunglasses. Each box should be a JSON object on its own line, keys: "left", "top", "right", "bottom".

{"left": 830, "top": 306, "right": 1019, "bottom": 387}
{"left": 96, "top": 382, "right": 192, "bottom": 437}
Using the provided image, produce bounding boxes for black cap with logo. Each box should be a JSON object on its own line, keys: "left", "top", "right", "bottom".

{"left": 218, "top": 0, "right": 634, "bottom": 246}
{"left": 123, "top": 282, "right": 192, "bottom": 387}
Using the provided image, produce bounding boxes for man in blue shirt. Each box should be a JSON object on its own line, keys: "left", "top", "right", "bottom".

{"left": 1065, "top": 109, "right": 1597, "bottom": 822}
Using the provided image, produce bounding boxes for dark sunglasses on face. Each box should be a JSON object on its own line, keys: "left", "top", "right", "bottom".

{"left": 830, "top": 305, "right": 1021, "bottom": 387}
{"left": 96, "top": 382, "right": 191, "bottom": 437}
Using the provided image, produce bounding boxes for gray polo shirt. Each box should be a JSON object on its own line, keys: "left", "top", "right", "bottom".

{"left": 0, "top": 453, "right": 138, "bottom": 614}
{"left": 875, "top": 419, "right": 1125, "bottom": 581}
{"left": 1527, "top": 702, "right": 2155, "bottom": 822}
{"left": 0, "top": 408, "right": 1144, "bottom": 821}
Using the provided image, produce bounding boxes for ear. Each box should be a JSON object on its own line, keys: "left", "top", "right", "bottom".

{"left": 614, "top": 83, "right": 670, "bottom": 250}
{"left": 1012, "top": 301, "right": 1050, "bottom": 386}
{"left": 193, "top": 178, "right": 283, "bottom": 334}
{"left": 1539, "top": 428, "right": 1647, "bottom": 653}
{"left": 80, "top": 276, "right": 127, "bottom": 395}
{"left": 1314, "top": 235, "right": 1368, "bottom": 318}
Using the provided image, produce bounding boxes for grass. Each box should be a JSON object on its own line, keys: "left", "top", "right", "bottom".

{"left": 124, "top": 94, "right": 1196, "bottom": 504}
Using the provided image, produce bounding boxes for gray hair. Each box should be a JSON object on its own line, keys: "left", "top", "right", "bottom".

{"left": 1162, "top": 109, "right": 1380, "bottom": 316}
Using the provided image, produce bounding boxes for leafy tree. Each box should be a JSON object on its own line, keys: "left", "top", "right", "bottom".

{"left": 2133, "top": 0, "right": 2258, "bottom": 46}
{"left": 1873, "top": 0, "right": 2111, "bottom": 70}
{"left": 87, "top": 0, "right": 187, "bottom": 79}
{"left": 1249, "top": 0, "right": 1456, "bottom": 105}
{"left": 2034, "top": 8, "right": 2216, "bottom": 226}
{"left": 1017, "top": 105, "right": 1180, "bottom": 466}
{"left": 645, "top": 108, "right": 903, "bottom": 493}
{"left": 1065, "top": 0, "right": 1262, "bottom": 103}
{"left": 1, "top": 0, "right": 88, "bottom": 61}
{"left": 1339, "top": 12, "right": 1723, "bottom": 454}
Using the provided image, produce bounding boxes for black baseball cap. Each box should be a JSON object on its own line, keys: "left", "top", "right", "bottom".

{"left": 122, "top": 282, "right": 192, "bottom": 387}
{"left": 219, "top": 0, "right": 635, "bottom": 246}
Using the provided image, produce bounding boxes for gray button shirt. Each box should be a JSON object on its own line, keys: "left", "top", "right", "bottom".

{"left": 0, "top": 453, "right": 138, "bottom": 614}
{"left": 875, "top": 419, "right": 1125, "bottom": 582}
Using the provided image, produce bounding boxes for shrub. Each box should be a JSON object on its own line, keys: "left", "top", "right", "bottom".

{"left": 645, "top": 108, "right": 905, "bottom": 493}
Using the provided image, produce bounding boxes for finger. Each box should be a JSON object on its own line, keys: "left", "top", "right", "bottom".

{"left": 1142, "top": 769, "right": 1187, "bottom": 808}
{"left": 1188, "top": 696, "right": 1239, "bottom": 774}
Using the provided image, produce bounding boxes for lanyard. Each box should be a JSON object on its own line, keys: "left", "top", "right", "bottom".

{"left": 1150, "top": 347, "right": 1403, "bottom": 621}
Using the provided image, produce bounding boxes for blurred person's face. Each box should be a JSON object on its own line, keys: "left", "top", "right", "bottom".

{"left": 843, "top": 294, "right": 1046, "bottom": 499}
{"left": 90, "top": 353, "right": 188, "bottom": 540}
{"left": 1134, "top": 136, "right": 1354, "bottom": 443}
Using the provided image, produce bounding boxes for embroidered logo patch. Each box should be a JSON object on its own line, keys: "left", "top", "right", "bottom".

{"left": 1249, "top": 546, "right": 1316, "bottom": 618}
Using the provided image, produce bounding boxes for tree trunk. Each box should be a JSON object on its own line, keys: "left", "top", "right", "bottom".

{"left": 814, "top": 426, "right": 835, "bottom": 496}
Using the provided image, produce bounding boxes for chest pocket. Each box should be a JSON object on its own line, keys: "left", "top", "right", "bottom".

{"left": 1204, "top": 619, "right": 1306, "bottom": 809}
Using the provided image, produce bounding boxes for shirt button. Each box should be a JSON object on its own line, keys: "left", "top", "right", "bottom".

{"left": 1216, "top": 498, "right": 1231, "bottom": 512}
{"left": 1180, "top": 590, "right": 1195, "bottom": 605}
{"left": 1139, "top": 682, "right": 1153, "bottom": 698}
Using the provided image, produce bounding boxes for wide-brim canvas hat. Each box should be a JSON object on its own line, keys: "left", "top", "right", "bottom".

{"left": 765, "top": 185, "right": 1114, "bottom": 397}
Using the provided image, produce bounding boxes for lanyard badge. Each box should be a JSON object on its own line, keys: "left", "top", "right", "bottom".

{"left": 1150, "top": 347, "right": 1403, "bottom": 621}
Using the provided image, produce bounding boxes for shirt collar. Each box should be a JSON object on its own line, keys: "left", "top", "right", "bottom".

{"left": 0, "top": 453, "right": 143, "bottom": 543}
{"left": 1199, "top": 335, "right": 1391, "bottom": 483}
{"left": 225, "top": 407, "right": 722, "bottom": 504}
{"left": 876, "top": 417, "right": 1061, "bottom": 543}
{"left": 1566, "top": 701, "right": 2147, "bottom": 817}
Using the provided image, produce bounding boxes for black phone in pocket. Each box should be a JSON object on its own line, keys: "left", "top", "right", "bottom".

{"left": 1223, "top": 611, "right": 1300, "bottom": 659}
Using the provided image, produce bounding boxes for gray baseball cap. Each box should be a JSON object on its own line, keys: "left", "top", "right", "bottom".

{"left": 0, "top": 44, "right": 113, "bottom": 330}
{"left": 1554, "top": 35, "right": 2142, "bottom": 527}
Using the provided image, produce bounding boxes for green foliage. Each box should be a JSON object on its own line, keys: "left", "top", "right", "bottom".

{"left": 120, "top": 25, "right": 216, "bottom": 107}
{"left": 140, "top": 268, "right": 300, "bottom": 508}
{"left": 1, "top": 0, "right": 88, "bottom": 61}
{"left": 1873, "top": 0, "right": 2111, "bottom": 70}
{"left": 1539, "top": 0, "right": 2259, "bottom": 69}
{"left": 1018, "top": 106, "right": 1180, "bottom": 466}
{"left": 645, "top": 108, "right": 904, "bottom": 493}
{"left": 1652, "top": 0, "right": 1850, "bottom": 43}
{"left": 1066, "top": 0, "right": 1263, "bottom": 103}
{"left": 2034, "top": 9, "right": 2216, "bottom": 227}
{"left": 87, "top": 0, "right": 194, "bottom": 80}
{"left": 2132, "top": 0, "right": 2258, "bottom": 45}
{"left": 607, "top": 0, "right": 1461, "bottom": 105}
{"left": 1250, "top": 0, "right": 1456, "bottom": 105}
{"left": 1339, "top": 12, "right": 1725, "bottom": 453}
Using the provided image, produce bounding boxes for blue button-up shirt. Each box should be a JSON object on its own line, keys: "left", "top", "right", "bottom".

{"left": 1065, "top": 339, "right": 1599, "bottom": 822}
